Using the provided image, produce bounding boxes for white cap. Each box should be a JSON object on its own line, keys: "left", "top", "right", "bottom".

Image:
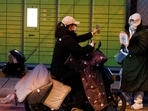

{"left": 61, "top": 16, "right": 80, "bottom": 26}
{"left": 128, "top": 13, "right": 141, "bottom": 26}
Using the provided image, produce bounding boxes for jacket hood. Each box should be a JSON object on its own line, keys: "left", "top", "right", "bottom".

{"left": 55, "top": 27, "right": 77, "bottom": 38}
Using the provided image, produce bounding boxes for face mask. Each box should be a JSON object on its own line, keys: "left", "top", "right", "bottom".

{"left": 129, "top": 20, "right": 134, "bottom": 26}
{"left": 129, "top": 21, "right": 137, "bottom": 30}
{"left": 72, "top": 25, "right": 77, "bottom": 32}
{"left": 129, "top": 20, "right": 137, "bottom": 30}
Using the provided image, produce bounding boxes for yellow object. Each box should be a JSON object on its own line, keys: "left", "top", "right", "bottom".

{"left": 0, "top": 71, "right": 5, "bottom": 78}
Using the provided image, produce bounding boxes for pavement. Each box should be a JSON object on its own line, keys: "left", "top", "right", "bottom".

{"left": 0, "top": 71, "right": 148, "bottom": 111}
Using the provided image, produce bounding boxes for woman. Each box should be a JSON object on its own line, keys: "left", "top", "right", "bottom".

{"left": 120, "top": 13, "right": 148, "bottom": 110}
{"left": 50, "top": 16, "right": 99, "bottom": 111}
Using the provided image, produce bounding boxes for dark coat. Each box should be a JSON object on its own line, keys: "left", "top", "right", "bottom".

{"left": 50, "top": 27, "right": 94, "bottom": 80}
{"left": 50, "top": 27, "right": 95, "bottom": 110}
{"left": 121, "top": 30, "right": 148, "bottom": 92}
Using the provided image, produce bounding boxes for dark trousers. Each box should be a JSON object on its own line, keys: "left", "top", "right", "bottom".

{"left": 60, "top": 70, "right": 94, "bottom": 111}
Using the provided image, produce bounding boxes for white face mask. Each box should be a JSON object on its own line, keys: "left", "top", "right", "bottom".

{"left": 73, "top": 25, "right": 77, "bottom": 32}
{"left": 129, "top": 20, "right": 136, "bottom": 38}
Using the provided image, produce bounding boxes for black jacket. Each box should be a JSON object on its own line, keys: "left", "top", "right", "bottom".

{"left": 50, "top": 27, "right": 94, "bottom": 79}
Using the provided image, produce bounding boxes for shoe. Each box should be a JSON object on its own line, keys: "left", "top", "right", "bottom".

{"left": 71, "top": 108, "right": 83, "bottom": 111}
{"left": 131, "top": 103, "right": 143, "bottom": 110}
{"left": 0, "top": 93, "right": 15, "bottom": 104}
{"left": 118, "top": 100, "right": 131, "bottom": 106}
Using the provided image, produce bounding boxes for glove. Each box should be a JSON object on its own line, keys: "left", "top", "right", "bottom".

{"left": 89, "top": 41, "right": 95, "bottom": 47}
{"left": 120, "top": 44, "right": 129, "bottom": 53}
{"left": 120, "top": 49, "right": 128, "bottom": 56}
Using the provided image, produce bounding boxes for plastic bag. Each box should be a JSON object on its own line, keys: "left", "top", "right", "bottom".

{"left": 114, "top": 49, "right": 128, "bottom": 64}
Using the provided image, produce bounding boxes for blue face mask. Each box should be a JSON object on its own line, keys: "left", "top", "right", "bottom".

{"left": 129, "top": 20, "right": 137, "bottom": 30}
{"left": 129, "top": 20, "right": 134, "bottom": 26}
{"left": 73, "top": 25, "right": 77, "bottom": 32}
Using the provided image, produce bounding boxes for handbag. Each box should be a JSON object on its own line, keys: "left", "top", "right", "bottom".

{"left": 114, "top": 50, "right": 128, "bottom": 64}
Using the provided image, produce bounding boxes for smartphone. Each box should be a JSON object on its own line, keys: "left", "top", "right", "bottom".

{"left": 96, "top": 25, "right": 99, "bottom": 29}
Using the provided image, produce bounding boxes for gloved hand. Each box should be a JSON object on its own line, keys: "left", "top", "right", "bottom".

{"left": 120, "top": 44, "right": 129, "bottom": 53}
{"left": 89, "top": 40, "right": 95, "bottom": 47}
{"left": 91, "top": 25, "right": 100, "bottom": 35}
{"left": 120, "top": 49, "right": 128, "bottom": 56}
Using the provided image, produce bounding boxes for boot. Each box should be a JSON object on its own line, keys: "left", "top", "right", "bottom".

{"left": 131, "top": 91, "right": 144, "bottom": 110}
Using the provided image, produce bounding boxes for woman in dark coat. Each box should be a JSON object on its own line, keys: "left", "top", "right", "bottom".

{"left": 50, "top": 16, "right": 99, "bottom": 111}
{"left": 120, "top": 13, "right": 148, "bottom": 110}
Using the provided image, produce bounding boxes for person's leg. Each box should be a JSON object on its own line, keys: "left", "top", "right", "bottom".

{"left": 118, "top": 92, "right": 132, "bottom": 106}
{"left": 131, "top": 91, "right": 144, "bottom": 109}
{"left": 119, "top": 68, "right": 132, "bottom": 105}
{"left": 122, "top": 92, "right": 133, "bottom": 105}
{"left": 62, "top": 71, "right": 90, "bottom": 111}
